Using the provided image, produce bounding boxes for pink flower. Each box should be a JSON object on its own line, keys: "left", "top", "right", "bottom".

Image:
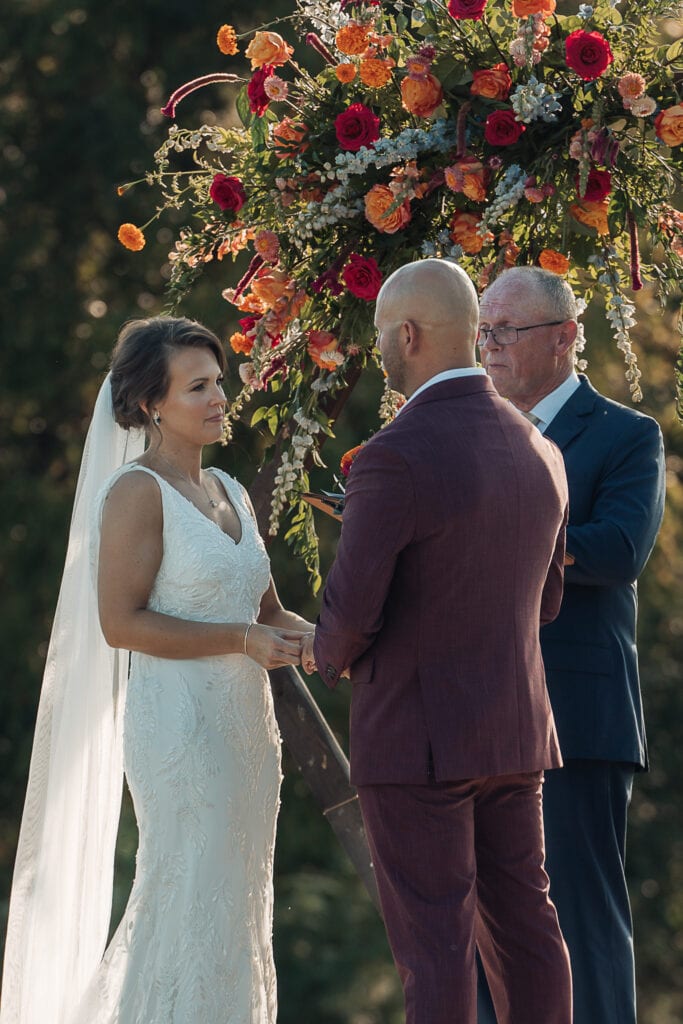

{"left": 254, "top": 230, "right": 280, "bottom": 263}
{"left": 618, "top": 73, "right": 646, "bottom": 101}
{"left": 264, "top": 75, "right": 288, "bottom": 101}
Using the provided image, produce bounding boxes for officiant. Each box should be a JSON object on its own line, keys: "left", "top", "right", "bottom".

{"left": 478, "top": 266, "right": 666, "bottom": 1024}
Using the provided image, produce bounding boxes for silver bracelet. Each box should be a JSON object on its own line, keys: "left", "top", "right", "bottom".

{"left": 243, "top": 622, "right": 255, "bottom": 655}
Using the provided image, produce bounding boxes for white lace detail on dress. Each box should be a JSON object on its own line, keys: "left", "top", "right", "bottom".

{"left": 72, "top": 465, "right": 281, "bottom": 1024}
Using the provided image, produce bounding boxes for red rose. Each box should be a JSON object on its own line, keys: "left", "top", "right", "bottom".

{"left": 448, "top": 0, "right": 488, "bottom": 19}
{"left": 565, "top": 30, "right": 613, "bottom": 81}
{"left": 247, "top": 65, "right": 273, "bottom": 116}
{"left": 210, "top": 173, "right": 246, "bottom": 212}
{"left": 335, "top": 102, "right": 380, "bottom": 152}
{"left": 484, "top": 110, "right": 525, "bottom": 146}
{"left": 342, "top": 253, "right": 383, "bottom": 301}
{"left": 576, "top": 167, "right": 611, "bottom": 202}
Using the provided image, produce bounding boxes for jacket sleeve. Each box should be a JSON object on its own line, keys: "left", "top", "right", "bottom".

{"left": 313, "top": 439, "right": 415, "bottom": 688}
{"left": 540, "top": 497, "right": 568, "bottom": 626}
{"left": 564, "top": 416, "right": 665, "bottom": 587}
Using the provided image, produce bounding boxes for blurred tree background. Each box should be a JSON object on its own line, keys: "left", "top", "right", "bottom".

{"left": 0, "top": 1, "right": 681, "bottom": 1021}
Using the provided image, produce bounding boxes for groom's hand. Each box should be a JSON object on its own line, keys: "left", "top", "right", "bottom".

{"left": 301, "top": 632, "right": 317, "bottom": 675}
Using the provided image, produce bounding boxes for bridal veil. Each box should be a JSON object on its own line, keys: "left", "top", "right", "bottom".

{"left": 0, "top": 375, "right": 144, "bottom": 1023}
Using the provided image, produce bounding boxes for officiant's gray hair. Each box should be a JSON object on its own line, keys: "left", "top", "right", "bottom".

{"left": 110, "top": 316, "right": 226, "bottom": 432}
{"left": 490, "top": 267, "right": 578, "bottom": 322}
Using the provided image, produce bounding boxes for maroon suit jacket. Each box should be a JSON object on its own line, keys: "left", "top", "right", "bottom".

{"left": 314, "top": 375, "right": 569, "bottom": 786}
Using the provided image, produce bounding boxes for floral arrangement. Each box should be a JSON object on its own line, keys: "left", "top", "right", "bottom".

{"left": 118, "top": 0, "right": 683, "bottom": 587}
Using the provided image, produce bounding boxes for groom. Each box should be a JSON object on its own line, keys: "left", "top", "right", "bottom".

{"left": 302, "top": 258, "right": 572, "bottom": 1024}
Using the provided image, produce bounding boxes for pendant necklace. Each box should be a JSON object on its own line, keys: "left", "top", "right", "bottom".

{"left": 153, "top": 454, "right": 219, "bottom": 509}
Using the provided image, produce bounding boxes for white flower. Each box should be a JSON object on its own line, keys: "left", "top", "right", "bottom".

{"left": 629, "top": 95, "right": 657, "bottom": 117}
{"left": 578, "top": 4, "right": 594, "bottom": 16}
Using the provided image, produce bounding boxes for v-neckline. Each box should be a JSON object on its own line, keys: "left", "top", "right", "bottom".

{"left": 132, "top": 465, "right": 243, "bottom": 546}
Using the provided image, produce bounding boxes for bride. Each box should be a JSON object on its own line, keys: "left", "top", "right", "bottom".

{"left": 1, "top": 317, "right": 314, "bottom": 1024}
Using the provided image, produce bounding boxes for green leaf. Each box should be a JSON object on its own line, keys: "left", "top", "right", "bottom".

{"left": 251, "top": 116, "right": 268, "bottom": 152}
{"left": 236, "top": 86, "right": 252, "bottom": 129}
{"left": 265, "top": 405, "right": 280, "bottom": 435}
{"left": 250, "top": 405, "right": 270, "bottom": 427}
{"left": 665, "top": 38, "right": 683, "bottom": 65}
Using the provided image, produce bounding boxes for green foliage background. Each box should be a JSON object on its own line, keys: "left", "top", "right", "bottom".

{"left": 0, "top": 2, "right": 681, "bottom": 1021}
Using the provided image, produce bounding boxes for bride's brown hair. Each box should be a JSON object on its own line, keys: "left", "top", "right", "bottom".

{"left": 110, "top": 317, "right": 226, "bottom": 431}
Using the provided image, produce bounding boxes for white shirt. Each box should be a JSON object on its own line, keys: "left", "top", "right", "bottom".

{"left": 401, "top": 367, "right": 487, "bottom": 411}
{"left": 525, "top": 372, "right": 581, "bottom": 433}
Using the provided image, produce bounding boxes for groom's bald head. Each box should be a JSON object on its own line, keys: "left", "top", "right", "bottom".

{"left": 374, "top": 259, "right": 479, "bottom": 397}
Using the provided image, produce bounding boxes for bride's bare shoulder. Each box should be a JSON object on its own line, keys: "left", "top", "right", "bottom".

{"left": 101, "top": 466, "right": 162, "bottom": 526}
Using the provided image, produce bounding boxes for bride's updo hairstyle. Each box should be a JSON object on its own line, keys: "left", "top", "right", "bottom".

{"left": 110, "top": 316, "right": 226, "bottom": 431}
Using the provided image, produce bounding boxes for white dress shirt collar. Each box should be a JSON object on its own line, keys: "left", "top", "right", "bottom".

{"left": 401, "top": 367, "right": 487, "bottom": 410}
{"left": 526, "top": 371, "right": 581, "bottom": 433}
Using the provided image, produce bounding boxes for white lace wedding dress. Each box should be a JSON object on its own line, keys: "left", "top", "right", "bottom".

{"left": 73, "top": 464, "right": 282, "bottom": 1024}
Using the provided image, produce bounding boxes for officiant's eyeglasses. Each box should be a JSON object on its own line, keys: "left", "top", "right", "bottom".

{"left": 477, "top": 321, "right": 566, "bottom": 347}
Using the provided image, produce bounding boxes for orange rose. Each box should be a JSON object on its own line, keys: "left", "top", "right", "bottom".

{"left": 449, "top": 211, "right": 491, "bottom": 254}
{"left": 359, "top": 58, "right": 394, "bottom": 88}
{"left": 117, "top": 223, "right": 145, "bottom": 251}
{"left": 245, "top": 31, "right": 294, "bottom": 69}
{"left": 444, "top": 156, "right": 488, "bottom": 202}
{"left": 335, "top": 62, "right": 357, "bottom": 83}
{"left": 251, "top": 268, "right": 292, "bottom": 308}
{"left": 401, "top": 73, "right": 444, "bottom": 118}
{"left": 654, "top": 104, "right": 683, "bottom": 148}
{"left": 271, "top": 117, "right": 310, "bottom": 160}
{"left": 217, "top": 25, "right": 239, "bottom": 56}
{"left": 364, "top": 184, "right": 412, "bottom": 234}
{"left": 230, "top": 332, "right": 254, "bottom": 356}
{"left": 307, "top": 330, "right": 343, "bottom": 370}
{"left": 538, "top": 249, "right": 570, "bottom": 274}
{"left": 569, "top": 199, "right": 610, "bottom": 235}
{"left": 335, "top": 24, "right": 371, "bottom": 56}
{"left": 511, "top": 0, "right": 556, "bottom": 16}
{"left": 470, "top": 63, "right": 512, "bottom": 101}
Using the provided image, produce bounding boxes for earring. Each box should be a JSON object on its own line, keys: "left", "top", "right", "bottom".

{"left": 153, "top": 411, "right": 161, "bottom": 425}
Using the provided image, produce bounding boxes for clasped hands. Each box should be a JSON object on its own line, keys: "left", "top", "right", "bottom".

{"left": 244, "top": 624, "right": 348, "bottom": 678}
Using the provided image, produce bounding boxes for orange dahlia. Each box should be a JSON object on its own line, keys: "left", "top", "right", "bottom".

{"left": 117, "top": 223, "right": 145, "bottom": 251}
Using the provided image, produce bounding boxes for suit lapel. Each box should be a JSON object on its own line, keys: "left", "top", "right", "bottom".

{"left": 543, "top": 376, "right": 596, "bottom": 451}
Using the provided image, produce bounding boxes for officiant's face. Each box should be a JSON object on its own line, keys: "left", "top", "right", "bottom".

{"left": 479, "top": 280, "right": 560, "bottom": 406}
{"left": 154, "top": 346, "right": 226, "bottom": 445}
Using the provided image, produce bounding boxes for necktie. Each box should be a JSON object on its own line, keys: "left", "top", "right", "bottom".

{"left": 521, "top": 410, "right": 541, "bottom": 427}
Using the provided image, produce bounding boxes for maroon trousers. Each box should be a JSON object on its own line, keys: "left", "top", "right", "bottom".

{"left": 358, "top": 772, "right": 572, "bottom": 1024}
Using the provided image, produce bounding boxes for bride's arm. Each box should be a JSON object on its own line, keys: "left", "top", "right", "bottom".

{"left": 97, "top": 472, "right": 302, "bottom": 667}
{"left": 258, "top": 575, "right": 316, "bottom": 633}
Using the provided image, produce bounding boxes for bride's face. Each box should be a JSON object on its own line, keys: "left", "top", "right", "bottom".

{"left": 152, "top": 346, "right": 226, "bottom": 446}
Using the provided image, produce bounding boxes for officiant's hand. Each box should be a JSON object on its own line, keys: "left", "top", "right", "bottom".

{"left": 245, "top": 624, "right": 306, "bottom": 670}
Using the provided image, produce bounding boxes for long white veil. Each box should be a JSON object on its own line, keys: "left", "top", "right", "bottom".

{"left": 0, "top": 374, "right": 145, "bottom": 1024}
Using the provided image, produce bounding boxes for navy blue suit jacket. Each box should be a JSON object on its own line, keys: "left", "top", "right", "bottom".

{"left": 540, "top": 375, "right": 665, "bottom": 769}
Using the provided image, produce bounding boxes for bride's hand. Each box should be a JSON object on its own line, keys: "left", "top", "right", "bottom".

{"left": 244, "top": 624, "right": 306, "bottom": 670}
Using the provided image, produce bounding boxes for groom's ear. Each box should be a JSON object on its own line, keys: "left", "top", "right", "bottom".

{"left": 403, "top": 319, "right": 420, "bottom": 352}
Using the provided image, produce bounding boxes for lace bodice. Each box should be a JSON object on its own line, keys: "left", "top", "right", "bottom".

{"left": 93, "top": 464, "right": 271, "bottom": 626}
